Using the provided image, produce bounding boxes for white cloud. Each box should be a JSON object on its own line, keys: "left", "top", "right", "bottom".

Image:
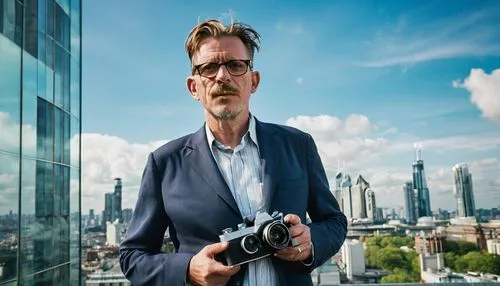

{"left": 358, "top": 8, "right": 500, "bottom": 68}
{"left": 453, "top": 68, "right": 500, "bottom": 123}
{"left": 390, "top": 133, "right": 500, "bottom": 154}
{"left": 286, "top": 114, "right": 373, "bottom": 142}
{"left": 285, "top": 114, "right": 500, "bottom": 210}
{"left": 78, "top": 133, "right": 167, "bottom": 213}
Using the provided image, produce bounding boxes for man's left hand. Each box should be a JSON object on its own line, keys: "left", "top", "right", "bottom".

{"left": 273, "top": 214, "right": 312, "bottom": 262}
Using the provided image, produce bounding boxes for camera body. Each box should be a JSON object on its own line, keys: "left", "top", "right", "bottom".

{"left": 218, "top": 211, "right": 298, "bottom": 266}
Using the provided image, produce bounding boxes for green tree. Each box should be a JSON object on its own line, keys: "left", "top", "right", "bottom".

{"left": 454, "top": 256, "right": 469, "bottom": 273}
{"left": 444, "top": 252, "right": 457, "bottom": 270}
{"left": 446, "top": 240, "right": 480, "bottom": 255}
{"left": 365, "top": 245, "right": 380, "bottom": 266}
{"left": 377, "top": 247, "right": 410, "bottom": 271}
{"left": 380, "top": 236, "right": 414, "bottom": 248}
{"left": 365, "top": 236, "right": 384, "bottom": 248}
{"left": 380, "top": 268, "right": 419, "bottom": 283}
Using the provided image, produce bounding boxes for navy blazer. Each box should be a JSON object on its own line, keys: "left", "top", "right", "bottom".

{"left": 119, "top": 118, "right": 347, "bottom": 286}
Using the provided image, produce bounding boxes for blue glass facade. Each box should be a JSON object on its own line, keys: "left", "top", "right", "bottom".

{"left": 403, "top": 180, "right": 417, "bottom": 224}
{"left": 453, "top": 164, "right": 476, "bottom": 218}
{"left": 0, "top": 0, "right": 81, "bottom": 285}
{"left": 412, "top": 160, "right": 432, "bottom": 218}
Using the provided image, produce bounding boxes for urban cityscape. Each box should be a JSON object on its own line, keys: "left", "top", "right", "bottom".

{"left": 1, "top": 0, "right": 500, "bottom": 286}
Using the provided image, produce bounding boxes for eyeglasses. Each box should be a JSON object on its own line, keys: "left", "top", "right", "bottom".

{"left": 192, "top": 59, "right": 252, "bottom": 78}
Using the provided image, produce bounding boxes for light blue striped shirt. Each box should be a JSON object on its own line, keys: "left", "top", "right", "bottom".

{"left": 205, "top": 115, "right": 279, "bottom": 286}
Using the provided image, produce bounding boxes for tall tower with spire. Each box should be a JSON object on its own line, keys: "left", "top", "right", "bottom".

{"left": 412, "top": 144, "right": 432, "bottom": 218}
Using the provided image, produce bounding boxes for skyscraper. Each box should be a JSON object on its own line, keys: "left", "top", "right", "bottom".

{"left": 453, "top": 163, "right": 476, "bottom": 218}
{"left": 103, "top": 192, "right": 114, "bottom": 225}
{"left": 114, "top": 177, "right": 122, "bottom": 223}
{"left": 103, "top": 178, "right": 123, "bottom": 225}
{"left": 340, "top": 174, "right": 354, "bottom": 220}
{"left": 353, "top": 175, "right": 368, "bottom": 219}
{"left": 0, "top": 1, "right": 82, "bottom": 285}
{"left": 365, "top": 188, "right": 377, "bottom": 222}
{"left": 403, "top": 180, "right": 417, "bottom": 224}
{"left": 412, "top": 146, "right": 432, "bottom": 218}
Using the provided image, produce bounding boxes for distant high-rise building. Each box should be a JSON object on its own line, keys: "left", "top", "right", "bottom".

{"left": 453, "top": 163, "right": 476, "bottom": 218}
{"left": 89, "top": 209, "right": 95, "bottom": 220}
{"left": 403, "top": 181, "right": 417, "bottom": 224}
{"left": 122, "top": 208, "right": 133, "bottom": 224}
{"left": 340, "top": 174, "right": 354, "bottom": 220}
{"left": 334, "top": 171, "right": 343, "bottom": 213}
{"left": 0, "top": 1, "right": 82, "bottom": 284}
{"left": 375, "top": 208, "right": 384, "bottom": 221}
{"left": 365, "top": 188, "right": 376, "bottom": 221}
{"left": 353, "top": 175, "right": 369, "bottom": 219}
{"left": 104, "top": 192, "right": 114, "bottom": 224}
{"left": 412, "top": 146, "right": 432, "bottom": 217}
{"left": 103, "top": 178, "right": 123, "bottom": 225}
{"left": 114, "top": 177, "right": 122, "bottom": 223}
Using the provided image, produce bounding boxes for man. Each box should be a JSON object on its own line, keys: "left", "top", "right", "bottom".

{"left": 119, "top": 19, "right": 347, "bottom": 286}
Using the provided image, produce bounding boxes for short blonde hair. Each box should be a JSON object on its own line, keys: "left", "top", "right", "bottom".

{"left": 185, "top": 19, "right": 261, "bottom": 65}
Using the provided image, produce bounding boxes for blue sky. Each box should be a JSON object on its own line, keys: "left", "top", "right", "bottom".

{"left": 79, "top": 0, "right": 500, "bottom": 213}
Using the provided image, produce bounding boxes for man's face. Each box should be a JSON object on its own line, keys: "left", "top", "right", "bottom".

{"left": 187, "top": 36, "right": 260, "bottom": 121}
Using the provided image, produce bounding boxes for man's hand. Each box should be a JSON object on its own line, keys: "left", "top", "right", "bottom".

{"left": 274, "top": 214, "right": 313, "bottom": 262}
{"left": 188, "top": 242, "right": 240, "bottom": 286}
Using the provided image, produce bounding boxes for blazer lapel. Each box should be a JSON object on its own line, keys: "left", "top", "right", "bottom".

{"left": 255, "top": 119, "right": 281, "bottom": 211}
{"left": 185, "top": 125, "right": 241, "bottom": 217}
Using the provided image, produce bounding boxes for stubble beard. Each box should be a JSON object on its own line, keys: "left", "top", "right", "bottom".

{"left": 209, "top": 104, "right": 242, "bottom": 120}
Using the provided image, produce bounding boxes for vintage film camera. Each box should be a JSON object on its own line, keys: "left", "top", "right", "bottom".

{"left": 217, "top": 211, "right": 298, "bottom": 266}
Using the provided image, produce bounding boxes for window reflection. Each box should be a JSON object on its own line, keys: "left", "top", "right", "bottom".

{"left": 0, "top": 33, "right": 21, "bottom": 154}
{"left": 69, "top": 167, "right": 80, "bottom": 264}
{"left": 54, "top": 2, "right": 69, "bottom": 51}
{"left": 70, "top": 116, "right": 79, "bottom": 168}
{"left": 22, "top": 51, "right": 38, "bottom": 158}
{"left": 0, "top": 0, "right": 23, "bottom": 46}
{"left": 36, "top": 98, "right": 54, "bottom": 161}
{"left": 0, "top": 153, "right": 19, "bottom": 284}
{"left": 70, "top": 57, "right": 80, "bottom": 118}
{"left": 24, "top": 0, "right": 39, "bottom": 58}
{"left": 20, "top": 158, "right": 36, "bottom": 278}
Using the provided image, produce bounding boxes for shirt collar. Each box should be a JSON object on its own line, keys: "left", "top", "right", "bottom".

{"left": 205, "top": 114, "right": 259, "bottom": 150}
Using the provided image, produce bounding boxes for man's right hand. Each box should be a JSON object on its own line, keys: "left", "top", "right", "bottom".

{"left": 188, "top": 242, "right": 241, "bottom": 286}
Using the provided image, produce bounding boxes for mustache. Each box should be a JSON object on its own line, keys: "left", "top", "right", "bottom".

{"left": 211, "top": 83, "right": 239, "bottom": 96}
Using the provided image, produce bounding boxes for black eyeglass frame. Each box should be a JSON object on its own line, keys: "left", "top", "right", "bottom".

{"left": 192, "top": 59, "right": 253, "bottom": 77}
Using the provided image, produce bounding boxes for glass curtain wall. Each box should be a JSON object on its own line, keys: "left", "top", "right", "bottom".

{"left": 0, "top": 0, "right": 81, "bottom": 285}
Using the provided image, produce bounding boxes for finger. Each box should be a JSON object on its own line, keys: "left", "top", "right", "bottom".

{"left": 274, "top": 244, "right": 311, "bottom": 261}
{"left": 211, "top": 263, "right": 241, "bottom": 276}
{"left": 284, "top": 214, "right": 301, "bottom": 226}
{"left": 203, "top": 242, "right": 229, "bottom": 256}
{"left": 288, "top": 225, "right": 305, "bottom": 238}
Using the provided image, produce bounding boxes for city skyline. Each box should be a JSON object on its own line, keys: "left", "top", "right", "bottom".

{"left": 7, "top": 0, "right": 498, "bottom": 214}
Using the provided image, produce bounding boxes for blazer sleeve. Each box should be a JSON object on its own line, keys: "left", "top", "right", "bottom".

{"left": 303, "top": 133, "right": 347, "bottom": 271}
{"left": 119, "top": 152, "right": 193, "bottom": 285}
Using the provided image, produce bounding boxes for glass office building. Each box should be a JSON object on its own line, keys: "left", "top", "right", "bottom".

{"left": 453, "top": 163, "right": 476, "bottom": 218}
{"left": 412, "top": 149, "right": 432, "bottom": 218}
{"left": 0, "top": 0, "right": 81, "bottom": 285}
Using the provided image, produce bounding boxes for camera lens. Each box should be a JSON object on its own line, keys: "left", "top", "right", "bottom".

{"left": 263, "top": 222, "right": 290, "bottom": 249}
{"left": 241, "top": 234, "right": 261, "bottom": 254}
